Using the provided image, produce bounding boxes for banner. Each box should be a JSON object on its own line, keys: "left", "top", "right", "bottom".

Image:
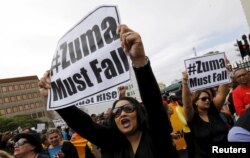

{"left": 184, "top": 53, "right": 230, "bottom": 91}
{"left": 52, "top": 119, "right": 67, "bottom": 128}
{"left": 47, "top": 6, "right": 130, "bottom": 110}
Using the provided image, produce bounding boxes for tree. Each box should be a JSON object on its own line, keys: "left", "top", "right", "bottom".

{"left": 0, "top": 115, "right": 45, "bottom": 132}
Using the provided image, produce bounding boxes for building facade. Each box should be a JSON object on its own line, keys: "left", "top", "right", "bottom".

{"left": 240, "top": 0, "right": 250, "bottom": 28}
{"left": 0, "top": 76, "right": 52, "bottom": 122}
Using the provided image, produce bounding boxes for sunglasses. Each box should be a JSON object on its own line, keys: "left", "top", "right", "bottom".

{"left": 112, "top": 103, "right": 136, "bottom": 118}
{"left": 15, "top": 139, "right": 29, "bottom": 147}
{"left": 199, "top": 97, "right": 210, "bottom": 102}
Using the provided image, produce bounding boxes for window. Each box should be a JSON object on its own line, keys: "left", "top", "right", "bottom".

{"left": 20, "top": 84, "right": 25, "bottom": 90}
{"left": 2, "top": 86, "right": 8, "bottom": 92}
{"left": 28, "top": 93, "right": 33, "bottom": 99}
{"left": 31, "top": 83, "right": 36, "bottom": 88}
{"left": 33, "top": 93, "right": 38, "bottom": 98}
{"left": 14, "top": 85, "right": 19, "bottom": 90}
{"left": 25, "top": 104, "right": 30, "bottom": 110}
{"left": 22, "top": 94, "right": 27, "bottom": 100}
{"left": 6, "top": 108, "right": 12, "bottom": 114}
{"left": 19, "top": 105, "right": 24, "bottom": 111}
{"left": 8, "top": 85, "right": 13, "bottom": 91}
{"left": 0, "top": 98, "right": 3, "bottom": 104}
{"left": 4, "top": 97, "right": 10, "bottom": 103}
{"left": 13, "top": 106, "right": 18, "bottom": 112}
{"left": 38, "top": 112, "right": 43, "bottom": 117}
{"left": 31, "top": 103, "right": 35, "bottom": 109}
{"left": 0, "top": 109, "right": 5, "bottom": 115}
{"left": 25, "top": 83, "right": 30, "bottom": 89}
{"left": 35, "top": 102, "right": 40, "bottom": 107}
{"left": 17, "top": 95, "right": 22, "bottom": 101}
{"left": 11, "top": 96, "right": 16, "bottom": 102}
{"left": 32, "top": 113, "right": 37, "bottom": 119}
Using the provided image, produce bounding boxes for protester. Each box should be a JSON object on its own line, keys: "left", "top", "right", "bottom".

{"left": 70, "top": 132, "right": 96, "bottom": 158}
{"left": 40, "top": 134, "right": 50, "bottom": 149}
{"left": 182, "top": 72, "right": 229, "bottom": 158}
{"left": 39, "top": 24, "right": 178, "bottom": 158}
{"left": 13, "top": 132, "right": 49, "bottom": 158}
{"left": 224, "top": 80, "right": 238, "bottom": 121}
{"left": 0, "top": 131, "right": 13, "bottom": 151}
{"left": 56, "top": 126, "right": 69, "bottom": 141}
{"left": 43, "top": 128, "right": 79, "bottom": 158}
{"left": 167, "top": 95, "right": 187, "bottom": 151}
{"left": 228, "top": 106, "right": 250, "bottom": 142}
{"left": 232, "top": 68, "right": 250, "bottom": 116}
{"left": 175, "top": 95, "right": 194, "bottom": 158}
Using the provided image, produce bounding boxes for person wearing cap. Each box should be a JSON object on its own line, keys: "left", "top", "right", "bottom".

{"left": 14, "top": 132, "right": 49, "bottom": 158}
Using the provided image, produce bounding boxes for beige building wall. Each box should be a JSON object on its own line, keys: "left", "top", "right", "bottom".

{"left": 0, "top": 76, "right": 55, "bottom": 124}
{"left": 240, "top": 0, "right": 250, "bottom": 28}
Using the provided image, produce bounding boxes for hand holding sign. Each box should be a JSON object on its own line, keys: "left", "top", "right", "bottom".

{"left": 182, "top": 71, "right": 189, "bottom": 84}
{"left": 38, "top": 70, "right": 51, "bottom": 98}
{"left": 38, "top": 24, "right": 146, "bottom": 108}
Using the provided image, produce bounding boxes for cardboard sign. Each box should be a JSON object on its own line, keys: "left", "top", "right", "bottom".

{"left": 184, "top": 53, "right": 230, "bottom": 91}
{"left": 47, "top": 6, "right": 130, "bottom": 110}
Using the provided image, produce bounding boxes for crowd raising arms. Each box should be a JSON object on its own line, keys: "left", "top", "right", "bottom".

{"left": 39, "top": 25, "right": 178, "bottom": 158}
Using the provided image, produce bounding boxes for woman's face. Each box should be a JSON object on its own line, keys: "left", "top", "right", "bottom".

{"left": 113, "top": 100, "right": 138, "bottom": 136}
{"left": 195, "top": 92, "right": 211, "bottom": 111}
{"left": 47, "top": 132, "right": 61, "bottom": 147}
{"left": 14, "top": 138, "right": 35, "bottom": 157}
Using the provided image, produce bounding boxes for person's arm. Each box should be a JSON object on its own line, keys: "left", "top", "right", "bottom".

{"left": 38, "top": 25, "right": 151, "bottom": 149}
{"left": 117, "top": 25, "right": 175, "bottom": 156}
{"left": 118, "top": 85, "right": 126, "bottom": 98}
{"left": 213, "top": 84, "right": 229, "bottom": 111}
{"left": 61, "top": 141, "right": 79, "bottom": 158}
{"left": 39, "top": 72, "right": 119, "bottom": 149}
{"left": 116, "top": 25, "right": 165, "bottom": 125}
{"left": 182, "top": 72, "right": 194, "bottom": 122}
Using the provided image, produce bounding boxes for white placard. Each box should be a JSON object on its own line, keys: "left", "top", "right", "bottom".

{"left": 47, "top": 6, "right": 130, "bottom": 110}
{"left": 37, "top": 123, "right": 46, "bottom": 133}
{"left": 52, "top": 119, "right": 67, "bottom": 128}
{"left": 184, "top": 53, "right": 230, "bottom": 91}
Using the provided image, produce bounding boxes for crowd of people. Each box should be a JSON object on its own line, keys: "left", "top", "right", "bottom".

{"left": 0, "top": 126, "right": 99, "bottom": 158}
{"left": 0, "top": 24, "right": 250, "bottom": 158}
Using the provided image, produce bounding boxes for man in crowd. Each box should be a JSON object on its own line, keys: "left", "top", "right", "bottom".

{"left": 232, "top": 68, "right": 250, "bottom": 116}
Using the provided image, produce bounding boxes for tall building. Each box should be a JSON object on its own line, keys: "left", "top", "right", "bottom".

{"left": 0, "top": 75, "right": 51, "bottom": 122}
{"left": 240, "top": 0, "right": 250, "bottom": 28}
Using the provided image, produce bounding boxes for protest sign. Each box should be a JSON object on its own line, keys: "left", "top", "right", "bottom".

{"left": 52, "top": 119, "right": 67, "bottom": 128}
{"left": 47, "top": 6, "right": 130, "bottom": 110}
{"left": 37, "top": 123, "right": 46, "bottom": 133}
{"left": 184, "top": 53, "right": 230, "bottom": 91}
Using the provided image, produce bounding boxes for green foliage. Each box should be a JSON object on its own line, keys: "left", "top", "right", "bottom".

{"left": 0, "top": 115, "right": 44, "bottom": 132}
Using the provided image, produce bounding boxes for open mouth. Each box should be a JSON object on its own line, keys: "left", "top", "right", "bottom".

{"left": 121, "top": 118, "right": 130, "bottom": 127}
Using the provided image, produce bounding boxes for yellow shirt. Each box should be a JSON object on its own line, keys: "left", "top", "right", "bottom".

{"left": 176, "top": 105, "right": 191, "bottom": 133}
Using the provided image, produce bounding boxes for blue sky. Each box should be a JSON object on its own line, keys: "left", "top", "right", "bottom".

{"left": 0, "top": 0, "right": 249, "bottom": 87}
